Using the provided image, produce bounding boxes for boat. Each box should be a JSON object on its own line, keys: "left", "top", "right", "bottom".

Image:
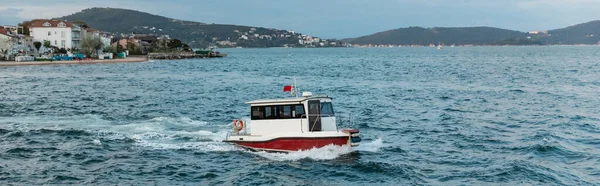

{"left": 210, "top": 51, "right": 227, "bottom": 58}
{"left": 223, "top": 88, "right": 361, "bottom": 152}
{"left": 194, "top": 50, "right": 211, "bottom": 55}
{"left": 195, "top": 48, "right": 227, "bottom": 57}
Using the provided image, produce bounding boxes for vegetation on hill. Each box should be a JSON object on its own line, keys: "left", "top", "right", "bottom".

{"left": 491, "top": 37, "right": 543, "bottom": 46}
{"left": 345, "top": 26, "right": 528, "bottom": 45}
{"left": 346, "top": 20, "right": 600, "bottom": 46}
{"left": 54, "top": 8, "right": 600, "bottom": 47}
{"left": 59, "top": 8, "right": 343, "bottom": 48}
{"left": 532, "top": 20, "right": 600, "bottom": 45}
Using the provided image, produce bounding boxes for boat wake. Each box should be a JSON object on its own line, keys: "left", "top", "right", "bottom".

{"left": 250, "top": 138, "right": 384, "bottom": 161}
{"left": 0, "top": 115, "right": 236, "bottom": 152}
{"left": 251, "top": 144, "right": 354, "bottom": 161}
{"left": 355, "top": 138, "right": 384, "bottom": 152}
{"left": 0, "top": 115, "right": 382, "bottom": 155}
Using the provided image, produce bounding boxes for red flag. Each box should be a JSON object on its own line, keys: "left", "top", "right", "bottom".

{"left": 283, "top": 85, "right": 293, "bottom": 92}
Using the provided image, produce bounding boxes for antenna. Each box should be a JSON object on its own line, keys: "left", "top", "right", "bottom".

{"left": 293, "top": 76, "right": 298, "bottom": 97}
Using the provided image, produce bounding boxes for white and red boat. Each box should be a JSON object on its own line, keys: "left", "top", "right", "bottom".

{"left": 224, "top": 90, "right": 361, "bottom": 152}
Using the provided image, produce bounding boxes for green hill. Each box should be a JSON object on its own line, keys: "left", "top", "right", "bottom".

{"left": 59, "top": 8, "right": 340, "bottom": 48}
{"left": 346, "top": 21, "right": 600, "bottom": 46}
{"left": 534, "top": 20, "right": 600, "bottom": 45}
{"left": 345, "top": 26, "right": 529, "bottom": 45}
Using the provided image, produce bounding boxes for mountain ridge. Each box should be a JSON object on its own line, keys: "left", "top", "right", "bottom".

{"left": 346, "top": 20, "right": 600, "bottom": 45}
{"left": 58, "top": 7, "right": 342, "bottom": 48}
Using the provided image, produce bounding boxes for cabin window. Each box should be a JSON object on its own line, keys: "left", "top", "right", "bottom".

{"left": 251, "top": 104, "right": 305, "bottom": 120}
{"left": 265, "top": 106, "right": 272, "bottom": 118}
{"left": 279, "top": 105, "right": 292, "bottom": 119}
{"left": 251, "top": 107, "right": 264, "bottom": 119}
{"left": 294, "top": 105, "right": 305, "bottom": 118}
{"left": 321, "top": 102, "right": 335, "bottom": 117}
{"left": 264, "top": 106, "right": 278, "bottom": 119}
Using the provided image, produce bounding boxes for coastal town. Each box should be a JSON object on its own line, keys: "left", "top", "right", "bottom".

{"left": 0, "top": 18, "right": 224, "bottom": 64}
{"left": 0, "top": 17, "right": 347, "bottom": 65}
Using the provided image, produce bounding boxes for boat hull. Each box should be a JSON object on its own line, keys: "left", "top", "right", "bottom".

{"left": 226, "top": 136, "right": 350, "bottom": 152}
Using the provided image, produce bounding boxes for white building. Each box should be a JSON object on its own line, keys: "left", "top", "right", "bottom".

{"left": 28, "top": 20, "right": 75, "bottom": 49}
{"left": 86, "top": 28, "right": 111, "bottom": 48}
{"left": 0, "top": 27, "right": 34, "bottom": 58}
{"left": 0, "top": 32, "right": 13, "bottom": 52}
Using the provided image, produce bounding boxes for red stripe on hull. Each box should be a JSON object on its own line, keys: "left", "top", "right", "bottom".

{"left": 234, "top": 137, "right": 349, "bottom": 151}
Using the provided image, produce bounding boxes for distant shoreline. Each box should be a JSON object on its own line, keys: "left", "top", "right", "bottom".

{"left": 0, "top": 57, "right": 149, "bottom": 67}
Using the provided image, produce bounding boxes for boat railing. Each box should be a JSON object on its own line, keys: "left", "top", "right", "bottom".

{"left": 301, "top": 113, "right": 357, "bottom": 132}
{"left": 336, "top": 113, "right": 356, "bottom": 130}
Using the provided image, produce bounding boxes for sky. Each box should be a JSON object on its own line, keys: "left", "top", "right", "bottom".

{"left": 0, "top": 0, "right": 599, "bottom": 39}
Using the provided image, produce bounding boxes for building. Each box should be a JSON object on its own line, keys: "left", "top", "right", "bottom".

{"left": 528, "top": 30, "right": 548, "bottom": 35}
{"left": 72, "top": 25, "right": 82, "bottom": 48}
{"left": 0, "top": 27, "right": 13, "bottom": 52}
{"left": 88, "top": 28, "right": 112, "bottom": 47}
{"left": 0, "top": 26, "right": 34, "bottom": 59}
{"left": 28, "top": 20, "right": 76, "bottom": 49}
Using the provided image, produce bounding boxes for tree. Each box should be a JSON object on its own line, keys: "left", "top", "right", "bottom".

{"left": 80, "top": 35, "right": 103, "bottom": 58}
{"left": 33, "top": 41, "right": 41, "bottom": 52}
{"left": 126, "top": 42, "right": 142, "bottom": 55}
{"left": 168, "top": 39, "right": 184, "bottom": 49}
{"left": 103, "top": 46, "right": 116, "bottom": 53}
{"left": 73, "top": 20, "right": 89, "bottom": 29}
{"left": 58, "top": 48, "right": 68, "bottom": 54}
{"left": 17, "top": 21, "right": 30, "bottom": 35}
{"left": 182, "top": 43, "right": 192, "bottom": 51}
{"left": 43, "top": 40, "right": 51, "bottom": 48}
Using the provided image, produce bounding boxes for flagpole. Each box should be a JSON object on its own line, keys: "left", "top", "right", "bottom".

{"left": 293, "top": 76, "right": 298, "bottom": 97}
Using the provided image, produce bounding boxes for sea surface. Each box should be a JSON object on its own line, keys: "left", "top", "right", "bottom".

{"left": 1, "top": 46, "right": 600, "bottom": 185}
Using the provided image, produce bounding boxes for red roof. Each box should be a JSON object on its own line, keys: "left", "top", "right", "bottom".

{"left": 28, "top": 20, "right": 74, "bottom": 28}
{"left": 0, "top": 27, "right": 8, "bottom": 36}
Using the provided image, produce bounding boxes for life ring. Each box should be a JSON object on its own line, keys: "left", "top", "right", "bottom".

{"left": 232, "top": 119, "right": 244, "bottom": 134}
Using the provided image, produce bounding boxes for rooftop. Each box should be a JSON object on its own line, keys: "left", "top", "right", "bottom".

{"left": 245, "top": 95, "right": 331, "bottom": 104}
{"left": 28, "top": 19, "right": 74, "bottom": 28}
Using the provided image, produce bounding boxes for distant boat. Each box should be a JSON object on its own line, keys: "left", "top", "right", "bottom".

{"left": 194, "top": 49, "right": 227, "bottom": 57}
{"left": 194, "top": 50, "right": 211, "bottom": 55}
{"left": 437, "top": 45, "right": 443, "bottom": 50}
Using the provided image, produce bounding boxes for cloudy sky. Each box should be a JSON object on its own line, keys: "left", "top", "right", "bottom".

{"left": 0, "top": 0, "right": 599, "bottom": 38}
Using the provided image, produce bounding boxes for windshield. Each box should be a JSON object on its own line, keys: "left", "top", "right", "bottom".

{"left": 320, "top": 102, "right": 335, "bottom": 117}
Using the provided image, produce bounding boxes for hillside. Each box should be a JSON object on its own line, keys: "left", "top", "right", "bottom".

{"left": 345, "top": 26, "right": 529, "bottom": 45}
{"left": 59, "top": 8, "right": 341, "bottom": 48}
{"left": 533, "top": 20, "right": 600, "bottom": 45}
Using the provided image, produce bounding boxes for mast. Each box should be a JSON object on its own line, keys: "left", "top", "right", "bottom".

{"left": 293, "top": 76, "right": 298, "bottom": 97}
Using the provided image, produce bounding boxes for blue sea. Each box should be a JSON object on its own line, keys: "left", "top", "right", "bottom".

{"left": 1, "top": 46, "right": 600, "bottom": 185}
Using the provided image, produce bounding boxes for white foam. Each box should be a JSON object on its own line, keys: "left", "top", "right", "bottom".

{"left": 93, "top": 139, "right": 102, "bottom": 145}
{"left": 249, "top": 138, "right": 384, "bottom": 161}
{"left": 0, "top": 115, "right": 234, "bottom": 152}
{"left": 149, "top": 116, "right": 208, "bottom": 127}
{"left": 355, "top": 138, "right": 384, "bottom": 152}
{"left": 135, "top": 141, "right": 237, "bottom": 152}
{"left": 251, "top": 144, "right": 354, "bottom": 161}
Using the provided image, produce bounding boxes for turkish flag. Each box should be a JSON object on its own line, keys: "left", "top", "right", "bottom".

{"left": 283, "top": 85, "right": 293, "bottom": 92}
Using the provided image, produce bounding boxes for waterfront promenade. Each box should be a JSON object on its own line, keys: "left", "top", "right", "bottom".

{"left": 0, "top": 57, "right": 149, "bottom": 67}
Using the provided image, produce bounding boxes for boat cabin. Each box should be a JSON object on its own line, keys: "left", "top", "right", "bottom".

{"left": 245, "top": 92, "right": 337, "bottom": 135}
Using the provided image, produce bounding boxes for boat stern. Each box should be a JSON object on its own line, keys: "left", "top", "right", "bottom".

{"left": 342, "top": 129, "right": 362, "bottom": 147}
